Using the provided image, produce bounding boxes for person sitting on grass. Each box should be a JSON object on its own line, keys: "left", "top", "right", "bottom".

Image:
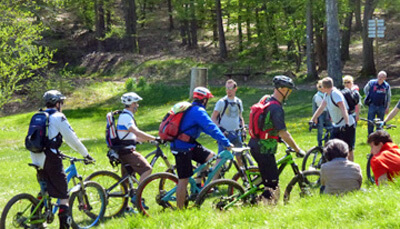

{"left": 320, "top": 139, "right": 362, "bottom": 195}
{"left": 367, "top": 130, "right": 400, "bottom": 186}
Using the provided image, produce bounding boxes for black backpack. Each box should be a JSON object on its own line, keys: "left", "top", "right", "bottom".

{"left": 331, "top": 88, "right": 360, "bottom": 114}
{"left": 25, "top": 109, "right": 56, "bottom": 153}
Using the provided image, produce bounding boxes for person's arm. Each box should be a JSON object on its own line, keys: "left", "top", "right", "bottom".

{"left": 57, "top": 116, "right": 89, "bottom": 157}
{"left": 197, "top": 108, "right": 232, "bottom": 148}
{"left": 386, "top": 85, "right": 391, "bottom": 113}
{"left": 129, "top": 125, "right": 156, "bottom": 142}
{"left": 311, "top": 100, "right": 327, "bottom": 123}
{"left": 363, "top": 81, "right": 370, "bottom": 95}
{"left": 278, "top": 130, "right": 301, "bottom": 153}
{"left": 355, "top": 104, "right": 360, "bottom": 121}
{"left": 377, "top": 173, "right": 389, "bottom": 186}
{"left": 211, "top": 110, "right": 220, "bottom": 126}
{"left": 384, "top": 107, "right": 399, "bottom": 123}
{"left": 337, "top": 101, "right": 350, "bottom": 125}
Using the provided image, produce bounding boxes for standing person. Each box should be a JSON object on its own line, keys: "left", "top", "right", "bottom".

{"left": 170, "top": 87, "right": 232, "bottom": 209}
{"left": 312, "top": 80, "right": 332, "bottom": 148}
{"left": 364, "top": 71, "right": 391, "bottom": 135}
{"left": 117, "top": 92, "right": 157, "bottom": 208}
{"left": 30, "top": 90, "right": 94, "bottom": 229}
{"left": 342, "top": 75, "right": 361, "bottom": 151}
{"left": 367, "top": 130, "right": 400, "bottom": 186}
{"left": 249, "top": 75, "right": 305, "bottom": 205}
{"left": 320, "top": 139, "right": 362, "bottom": 195}
{"left": 211, "top": 79, "right": 245, "bottom": 167}
{"left": 310, "top": 77, "right": 356, "bottom": 161}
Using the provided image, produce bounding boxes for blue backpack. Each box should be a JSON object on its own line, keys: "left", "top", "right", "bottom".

{"left": 25, "top": 109, "right": 55, "bottom": 153}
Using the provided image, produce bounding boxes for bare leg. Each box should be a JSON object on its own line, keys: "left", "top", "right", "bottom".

{"left": 139, "top": 168, "right": 152, "bottom": 183}
{"left": 348, "top": 150, "right": 354, "bottom": 162}
{"left": 176, "top": 178, "right": 189, "bottom": 209}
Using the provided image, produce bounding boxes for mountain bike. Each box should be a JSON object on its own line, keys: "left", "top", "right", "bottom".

{"left": 195, "top": 140, "right": 321, "bottom": 211}
{"left": 301, "top": 122, "right": 332, "bottom": 171}
{"left": 0, "top": 154, "right": 106, "bottom": 229}
{"left": 84, "top": 139, "right": 172, "bottom": 218}
{"left": 134, "top": 149, "right": 246, "bottom": 216}
{"left": 360, "top": 117, "right": 396, "bottom": 184}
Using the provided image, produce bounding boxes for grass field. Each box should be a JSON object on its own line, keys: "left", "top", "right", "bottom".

{"left": 1, "top": 81, "right": 400, "bottom": 228}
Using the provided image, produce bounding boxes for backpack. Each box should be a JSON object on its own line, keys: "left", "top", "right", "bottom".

{"left": 25, "top": 109, "right": 56, "bottom": 153}
{"left": 217, "top": 97, "right": 242, "bottom": 124}
{"left": 331, "top": 88, "right": 360, "bottom": 114}
{"left": 158, "top": 101, "right": 194, "bottom": 142}
{"left": 105, "top": 110, "right": 135, "bottom": 150}
{"left": 249, "top": 95, "right": 281, "bottom": 139}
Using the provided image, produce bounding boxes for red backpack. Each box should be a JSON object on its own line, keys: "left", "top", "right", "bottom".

{"left": 249, "top": 95, "right": 280, "bottom": 139}
{"left": 159, "top": 102, "right": 193, "bottom": 142}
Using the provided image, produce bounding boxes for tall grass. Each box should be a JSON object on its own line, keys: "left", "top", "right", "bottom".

{"left": 1, "top": 81, "right": 400, "bottom": 228}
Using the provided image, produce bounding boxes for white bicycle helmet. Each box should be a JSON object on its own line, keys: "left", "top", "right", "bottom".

{"left": 121, "top": 92, "right": 142, "bottom": 106}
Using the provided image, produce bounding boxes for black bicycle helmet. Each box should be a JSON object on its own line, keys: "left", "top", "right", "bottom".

{"left": 273, "top": 75, "right": 297, "bottom": 89}
{"left": 43, "top": 90, "right": 66, "bottom": 106}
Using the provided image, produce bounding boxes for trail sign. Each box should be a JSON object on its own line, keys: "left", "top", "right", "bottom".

{"left": 368, "top": 18, "right": 386, "bottom": 38}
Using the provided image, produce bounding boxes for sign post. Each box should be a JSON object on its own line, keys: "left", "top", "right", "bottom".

{"left": 368, "top": 18, "right": 386, "bottom": 70}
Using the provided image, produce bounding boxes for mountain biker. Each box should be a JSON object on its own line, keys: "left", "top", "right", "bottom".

{"left": 30, "top": 90, "right": 94, "bottom": 229}
{"left": 211, "top": 79, "right": 246, "bottom": 167}
{"left": 367, "top": 130, "right": 400, "bottom": 186}
{"left": 320, "top": 139, "right": 362, "bottom": 195}
{"left": 312, "top": 80, "right": 332, "bottom": 148}
{"left": 310, "top": 77, "right": 356, "bottom": 161}
{"left": 364, "top": 71, "right": 391, "bottom": 135}
{"left": 117, "top": 92, "right": 157, "bottom": 209}
{"left": 249, "top": 75, "right": 305, "bottom": 205}
{"left": 170, "top": 86, "right": 233, "bottom": 209}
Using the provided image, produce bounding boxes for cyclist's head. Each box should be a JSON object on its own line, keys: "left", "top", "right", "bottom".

{"left": 193, "top": 86, "right": 213, "bottom": 101}
{"left": 273, "top": 75, "right": 296, "bottom": 101}
{"left": 367, "top": 130, "right": 393, "bottom": 146}
{"left": 323, "top": 139, "right": 348, "bottom": 161}
{"left": 43, "top": 90, "right": 66, "bottom": 108}
{"left": 121, "top": 92, "right": 142, "bottom": 107}
{"left": 321, "top": 77, "right": 333, "bottom": 89}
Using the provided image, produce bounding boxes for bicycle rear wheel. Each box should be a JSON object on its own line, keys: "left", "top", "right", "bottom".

{"left": 69, "top": 181, "right": 106, "bottom": 228}
{"left": 85, "top": 170, "right": 130, "bottom": 218}
{"left": 283, "top": 170, "right": 321, "bottom": 204}
{"left": 301, "top": 146, "right": 324, "bottom": 171}
{"left": 195, "top": 179, "right": 245, "bottom": 211}
{"left": 0, "top": 193, "right": 41, "bottom": 229}
{"left": 366, "top": 154, "right": 375, "bottom": 184}
{"left": 135, "top": 172, "right": 179, "bottom": 217}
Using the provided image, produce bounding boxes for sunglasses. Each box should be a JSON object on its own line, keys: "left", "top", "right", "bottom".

{"left": 344, "top": 81, "right": 351, "bottom": 84}
{"left": 226, "top": 86, "right": 236, "bottom": 90}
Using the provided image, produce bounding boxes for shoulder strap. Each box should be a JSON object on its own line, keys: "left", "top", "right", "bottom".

{"left": 120, "top": 111, "right": 136, "bottom": 141}
{"left": 218, "top": 98, "right": 229, "bottom": 124}
{"left": 330, "top": 93, "right": 338, "bottom": 107}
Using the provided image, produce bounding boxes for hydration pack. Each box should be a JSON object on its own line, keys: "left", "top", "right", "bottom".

{"left": 331, "top": 88, "right": 360, "bottom": 114}
{"left": 25, "top": 109, "right": 56, "bottom": 153}
{"left": 249, "top": 95, "right": 280, "bottom": 139}
{"left": 106, "top": 110, "right": 136, "bottom": 150}
{"left": 158, "top": 102, "right": 194, "bottom": 142}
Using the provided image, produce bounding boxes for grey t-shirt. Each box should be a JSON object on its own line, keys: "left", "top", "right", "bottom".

{"left": 214, "top": 96, "right": 243, "bottom": 131}
{"left": 324, "top": 88, "right": 355, "bottom": 127}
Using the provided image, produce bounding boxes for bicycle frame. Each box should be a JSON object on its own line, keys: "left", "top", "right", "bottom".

{"left": 160, "top": 150, "right": 234, "bottom": 203}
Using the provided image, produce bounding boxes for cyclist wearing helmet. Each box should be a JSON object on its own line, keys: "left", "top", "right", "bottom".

{"left": 249, "top": 75, "right": 305, "bottom": 205}
{"left": 171, "top": 86, "right": 233, "bottom": 209}
{"left": 310, "top": 77, "right": 356, "bottom": 161}
{"left": 30, "top": 90, "right": 94, "bottom": 229}
{"left": 117, "top": 92, "right": 157, "bottom": 209}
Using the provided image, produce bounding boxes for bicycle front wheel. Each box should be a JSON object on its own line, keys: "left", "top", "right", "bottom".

{"left": 0, "top": 193, "right": 40, "bottom": 229}
{"left": 69, "top": 181, "right": 106, "bottom": 228}
{"left": 302, "top": 146, "right": 324, "bottom": 171}
{"left": 366, "top": 154, "right": 375, "bottom": 184}
{"left": 283, "top": 170, "right": 321, "bottom": 204}
{"left": 135, "top": 172, "right": 179, "bottom": 217}
{"left": 195, "top": 179, "right": 245, "bottom": 211}
{"left": 85, "top": 170, "right": 130, "bottom": 218}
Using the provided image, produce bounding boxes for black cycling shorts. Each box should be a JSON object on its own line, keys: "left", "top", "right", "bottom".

{"left": 174, "top": 144, "right": 213, "bottom": 179}
{"left": 43, "top": 150, "right": 69, "bottom": 199}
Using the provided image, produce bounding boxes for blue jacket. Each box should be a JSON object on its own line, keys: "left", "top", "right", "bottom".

{"left": 170, "top": 101, "right": 231, "bottom": 151}
{"left": 364, "top": 79, "right": 391, "bottom": 108}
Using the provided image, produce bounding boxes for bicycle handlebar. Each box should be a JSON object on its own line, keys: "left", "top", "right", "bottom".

{"left": 359, "top": 118, "right": 397, "bottom": 130}
{"left": 60, "top": 153, "right": 95, "bottom": 164}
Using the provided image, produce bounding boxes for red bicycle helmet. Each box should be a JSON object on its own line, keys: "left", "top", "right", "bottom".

{"left": 193, "top": 87, "right": 214, "bottom": 100}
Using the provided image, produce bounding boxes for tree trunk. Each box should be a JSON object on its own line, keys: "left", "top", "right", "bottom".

{"left": 95, "top": 0, "right": 105, "bottom": 51}
{"left": 216, "top": 0, "right": 227, "bottom": 59}
{"left": 246, "top": 3, "right": 251, "bottom": 42}
{"left": 255, "top": 8, "right": 265, "bottom": 60}
{"left": 325, "top": 0, "right": 342, "bottom": 86}
{"left": 124, "top": 0, "right": 138, "bottom": 52}
{"left": 167, "top": 0, "right": 174, "bottom": 31}
{"left": 361, "top": 0, "right": 377, "bottom": 77}
{"left": 306, "top": 0, "right": 318, "bottom": 80}
{"left": 238, "top": 0, "right": 243, "bottom": 52}
{"left": 341, "top": 5, "right": 353, "bottom": 62}
{"left": 180, "top": 21, "right": 188, "bottom": 46}
{"left": 189, "top": 1, "right": 198, "bottom": 48}
{"left": 354, "top": 0, "right": 362, "bottom": 31}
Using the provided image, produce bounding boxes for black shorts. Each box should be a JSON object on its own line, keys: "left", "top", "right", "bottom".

{"left": 174, "top": 145, "right": 213, "bottom": 179}
{"left": 330, "top": 124, "right": 356, "bottom": 151}
{"left": 43, "top": 150, "right": 69, "bottom": 199}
